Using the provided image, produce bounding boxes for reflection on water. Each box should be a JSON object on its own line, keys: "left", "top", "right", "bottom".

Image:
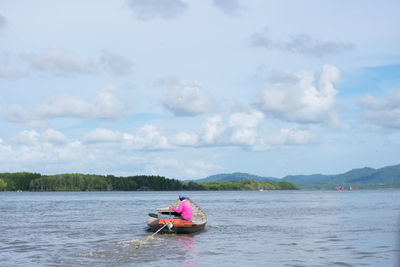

{"left": 176, "top": 236, "right": 197, "bottom": 266}
{"left": 0, "top": 190, "right": 399, "bottom": 266}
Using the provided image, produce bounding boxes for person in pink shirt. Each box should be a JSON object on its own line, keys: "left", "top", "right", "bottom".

{"left": 170, "top": 193, "right": 192, "bottom": 221}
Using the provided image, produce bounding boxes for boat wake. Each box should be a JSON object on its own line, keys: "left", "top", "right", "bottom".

{"left": 117, "top": 239, "right": 139, "bottom": 248}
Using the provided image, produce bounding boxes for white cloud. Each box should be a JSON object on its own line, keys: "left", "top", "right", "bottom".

{"left": 0, "top": 117, "right": 320, "bottom": 176}
{"left": 0, "top": 136, "right": 87, "bottom": 172}
{"left": 12, "top": 49, "right": 133, "bottom": 77}
{"left": 84, "top": 128, "right": 123, "bottom": 143}
{"left": 163, "top": 79, "right": 216, "bottom": 116}
{"left": 10, "top": 129, "right": 68, "bottom": 145}
{"left": 229, "top": 110, "right": 264, "bottom": 146}
{"left": 35, "top": 86, "right": 132, "bottom": 120}
{"left": 251, "top": 126, "right": 319, "bottom": 151}
{"left": 101, "top": 50, "right": 133, "bottom": 76}
{"left": 213, "top": 0, "right": 243, "bottom": 16}
{"left": 0, "top": 127, "right": 168, "bottom": 173}
{"left": 171, "top": 132, "right": 199, "bottom": 146}
{"left": 22, "top": 49, "right": 97, "bottom": 75}
{"left": 181, "top": 160, "right": 222, "bottom": 178}
{"left": 4, "top": 104, "right": 35, "bottom": 124}
{"left": 226, "top": 110, "right": 318, "bottom": 150}
{"left": 133, "top": 111, "right": 266, "bottom": 149}
{"left": 250, "top": 27, "right": 355, "bottom": 58}
{"left": 127, "top": 0, "right": 188, "bottom": 21}
{"left": 277, "top": 127, "right": 319, "bottom": 145}
{"left": 4, "top": 87, "right": 132, "bottom": 124}
{"left": 191, "top": 111, "right": 320, "bottom": 151}
{"left": 0, "top": 125, "right": 174, "bottom": 174}
{"left": 42, "top": 129, "right": 68, "bottom": 144}
{"left": 76, "top": 125, "right": 173, "bottom": 150}
{"left": 11, "top": 130, "right": 40, "bottom": 145}
{"left": 35, "top": 95, "right": 93, "bottom": 118}
{"left": 358, "top": 90, "right": 400, "bottom": 129}
{"left": 258, "top": 65, "right": 340, "bottom": 128}
{"left": 201, "top": 115, "right": 226, "bottom": 145}
{"left": 130, "top": 124, "right": 172, "bottom": 150}
{"left": 143, "top": 156, "right": 222, "bottom": 179}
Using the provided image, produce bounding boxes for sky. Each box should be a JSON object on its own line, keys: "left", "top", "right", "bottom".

{"left": 0, "top": 0, "right": 399, "bottom": 180}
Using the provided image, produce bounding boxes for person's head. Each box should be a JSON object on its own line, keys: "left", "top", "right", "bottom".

{"left": 179, "top": 193, "right": 186, "bottom": 201}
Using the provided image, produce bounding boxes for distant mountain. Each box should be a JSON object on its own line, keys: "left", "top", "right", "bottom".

{"left": 193, "top": 172, "right": 279, "bottom": 183}
{"left": 281, "top": 167, "right": 377, "bottom": 186}
{"left": 192, "top": 164, "right": 400, "bottom": 188}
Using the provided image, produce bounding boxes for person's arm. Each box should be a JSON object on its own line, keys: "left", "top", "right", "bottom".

{"left": 171, "top": 201, "right": 184, "bottom": 213}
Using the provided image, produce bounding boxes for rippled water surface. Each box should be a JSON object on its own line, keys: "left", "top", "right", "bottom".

{"left": 1, "top": 190, "right": 399, "bottom": 266}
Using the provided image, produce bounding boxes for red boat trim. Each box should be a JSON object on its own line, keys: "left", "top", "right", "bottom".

{"left": 152, "top": 218, "right": 197, "bottom": 228}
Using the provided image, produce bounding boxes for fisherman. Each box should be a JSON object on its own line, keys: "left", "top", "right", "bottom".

{"left": 170, "top": 193, "right": 192, "bottom": 221}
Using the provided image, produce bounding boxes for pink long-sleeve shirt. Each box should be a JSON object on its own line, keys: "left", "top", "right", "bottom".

{"left": 171, "top": 199, "right": 192, "bottom": 221}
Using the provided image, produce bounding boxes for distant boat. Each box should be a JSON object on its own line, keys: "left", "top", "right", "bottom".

{"left": 336, "top": 186, "right": 344, "bottom": 191}
{"left": 147, "top": 198, "right": 207, "bottom": 234}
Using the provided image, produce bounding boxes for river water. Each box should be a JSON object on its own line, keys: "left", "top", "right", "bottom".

{"left": 0, "top": 190, "right": 399, "bottom": 266}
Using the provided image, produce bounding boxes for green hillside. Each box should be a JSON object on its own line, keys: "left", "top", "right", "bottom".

{"left": 0, "top": 173, "right": 298, "bottom": 191}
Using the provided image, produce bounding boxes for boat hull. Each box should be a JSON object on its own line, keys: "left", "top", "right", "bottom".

{"left": 147, "top": 198, "right": 207, "bottom": 234}
{"left": 147, "top": 218, "right": 206, "bottom": 234}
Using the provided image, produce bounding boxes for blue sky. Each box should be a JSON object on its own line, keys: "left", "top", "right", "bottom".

{"left": 0, "top": 0, "right": 399, "bottom": 179}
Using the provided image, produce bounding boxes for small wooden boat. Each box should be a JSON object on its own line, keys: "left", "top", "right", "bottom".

{"left": 147, "top": 198, "right": 207, "bottom": 234}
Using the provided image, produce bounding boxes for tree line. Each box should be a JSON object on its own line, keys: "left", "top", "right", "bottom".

{"left": 0, "top": 172, "right": 299, "bottom": 191}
